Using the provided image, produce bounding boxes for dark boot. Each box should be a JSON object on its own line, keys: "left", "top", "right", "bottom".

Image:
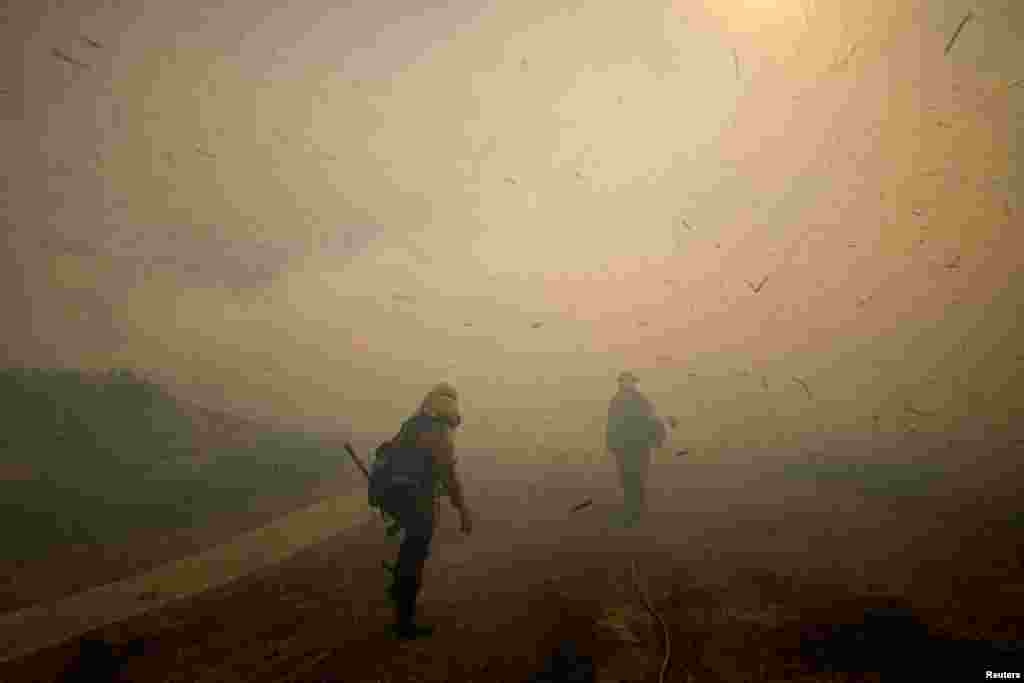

{"left": 391, "top": 576, "right": 434, "bottom": 640}
{"left": 620, "top": 469, "right": 642, "bottom": 527}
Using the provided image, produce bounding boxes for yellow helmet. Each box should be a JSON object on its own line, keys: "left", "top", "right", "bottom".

{"left": 420, "top": 382, "right": 461, "bottom": 427}
{"left": 431, "top": 382, "right": 458, "bottom": 401}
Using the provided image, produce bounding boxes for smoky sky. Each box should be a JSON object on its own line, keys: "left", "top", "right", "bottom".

{"left": 1, "top": 0, "right": 1021, "bottom": 446}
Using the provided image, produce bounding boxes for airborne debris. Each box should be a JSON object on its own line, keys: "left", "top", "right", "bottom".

{"left": 675, "top": 449, "right": 689, "bottom": 457}
{"left": 80, "top": 35, "right": 103, "bottom": 48}
{"left": 904, "top": 400, "right": 937, "bottom": 417}
{"left": 944, "top": 11, "right": 973, "bottom": 56}
{"left": 746, "top": 275, "right": 768, "bottom": 293}
{"left": 51, "top": 48, "right": 90, "bottom": 69}
{"left": 531, "top": 321, "right": 543, "bottom": 329}
{"left": 792, "top": 377, "right": 813, "bottom": 400}
{"left": 504, "top": 176, "right": 518, "bottom": 184}
{"left": 831, "top": 41, "right": 860, "bottom": 71}
{"left": 570, "top": 499, "right": 593, "bottom": 513}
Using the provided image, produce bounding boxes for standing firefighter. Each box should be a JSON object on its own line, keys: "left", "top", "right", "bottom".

{"left": 606, "top": 371, "right": 666, "bottom": 528}
{"left": 368, "top": 382, "right": 473, "bottom": 640}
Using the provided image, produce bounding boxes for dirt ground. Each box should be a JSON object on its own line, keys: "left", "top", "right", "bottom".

{"left": 3, "top": 445, "right": 1023, "bottom": 682}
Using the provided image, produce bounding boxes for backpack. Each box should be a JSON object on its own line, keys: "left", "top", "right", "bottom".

{"left": 368, "top": 414, "right": 437, "bottom": 513}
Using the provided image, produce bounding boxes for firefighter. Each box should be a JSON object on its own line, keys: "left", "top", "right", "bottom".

{"left": 373, "top": 382, "right": 473, "bottom": 640}
{"left": 606, "top": 371, "right": 665, "bottom": 528}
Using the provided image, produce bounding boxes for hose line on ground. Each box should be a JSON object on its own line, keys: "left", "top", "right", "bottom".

{"left": 630, "top": 558, "right": 671, "bottom": 683}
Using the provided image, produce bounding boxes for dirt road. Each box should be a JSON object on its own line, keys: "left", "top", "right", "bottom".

{"left": 0, "top": 491, "right": 373, "bottom": 664}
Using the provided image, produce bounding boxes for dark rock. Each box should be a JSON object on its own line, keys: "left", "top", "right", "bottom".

{"left": 800, "top": 606, "right": 1024, "bottom": 678}
{"left": 525, "top": 640, "right": 595, "bottom": 683}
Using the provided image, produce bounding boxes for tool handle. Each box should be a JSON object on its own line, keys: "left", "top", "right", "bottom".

{"left": 344, "top": 442, "right": 370, "bottom": 480}
{"left": 344, "top": 442, "right": 389, "bottom": 523}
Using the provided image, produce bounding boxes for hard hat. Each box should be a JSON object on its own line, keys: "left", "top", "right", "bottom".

{"left": 421, "top": 382, "right": 461, "bottom": 427}
{"left": 431, "top": 382, "right": 458, "bottom": 401}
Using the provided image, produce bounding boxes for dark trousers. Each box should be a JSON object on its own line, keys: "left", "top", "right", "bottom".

{"left": 611, "top": 446, "right": 651, "bottom": 517}
{"left": 386, "top": 490, "right": 435, "bottom": 584}
{"left": 382, "top": 489, "right": 436, "bottom": 630}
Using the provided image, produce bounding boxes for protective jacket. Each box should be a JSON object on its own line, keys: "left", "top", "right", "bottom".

{"left": 606, "top": 387, "right": 665, "bottom": 452}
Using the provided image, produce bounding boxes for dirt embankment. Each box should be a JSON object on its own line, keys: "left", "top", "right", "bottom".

{"left": 0, "top": 392, "right": 366, "bottom": 615}
{"left": 0, "top": 467, "right": 363, "bottom": 615}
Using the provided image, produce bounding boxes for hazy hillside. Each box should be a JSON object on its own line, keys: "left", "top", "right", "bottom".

{"left": 0, "top": 367, "right": 351, "bottom": 560}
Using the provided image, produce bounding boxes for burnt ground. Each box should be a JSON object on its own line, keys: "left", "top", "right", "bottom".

{"left": 2, "top": 445, "right": 1023, "bottom": 682}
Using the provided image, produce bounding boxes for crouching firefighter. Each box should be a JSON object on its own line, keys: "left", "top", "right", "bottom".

{"left": 368, "top": 382, "right": 473, "bottom": 640}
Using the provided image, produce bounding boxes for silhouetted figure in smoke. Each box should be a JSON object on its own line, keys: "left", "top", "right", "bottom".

{"left": 606, "top": 371, "right": 666, "bottom": 528}
{"left": 369, "top": 383, "right": 473, "bottom": 640}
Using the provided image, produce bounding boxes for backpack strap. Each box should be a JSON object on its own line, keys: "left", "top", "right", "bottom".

{"left": 407, "top": 413, "right": 442, "bottom": 436}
